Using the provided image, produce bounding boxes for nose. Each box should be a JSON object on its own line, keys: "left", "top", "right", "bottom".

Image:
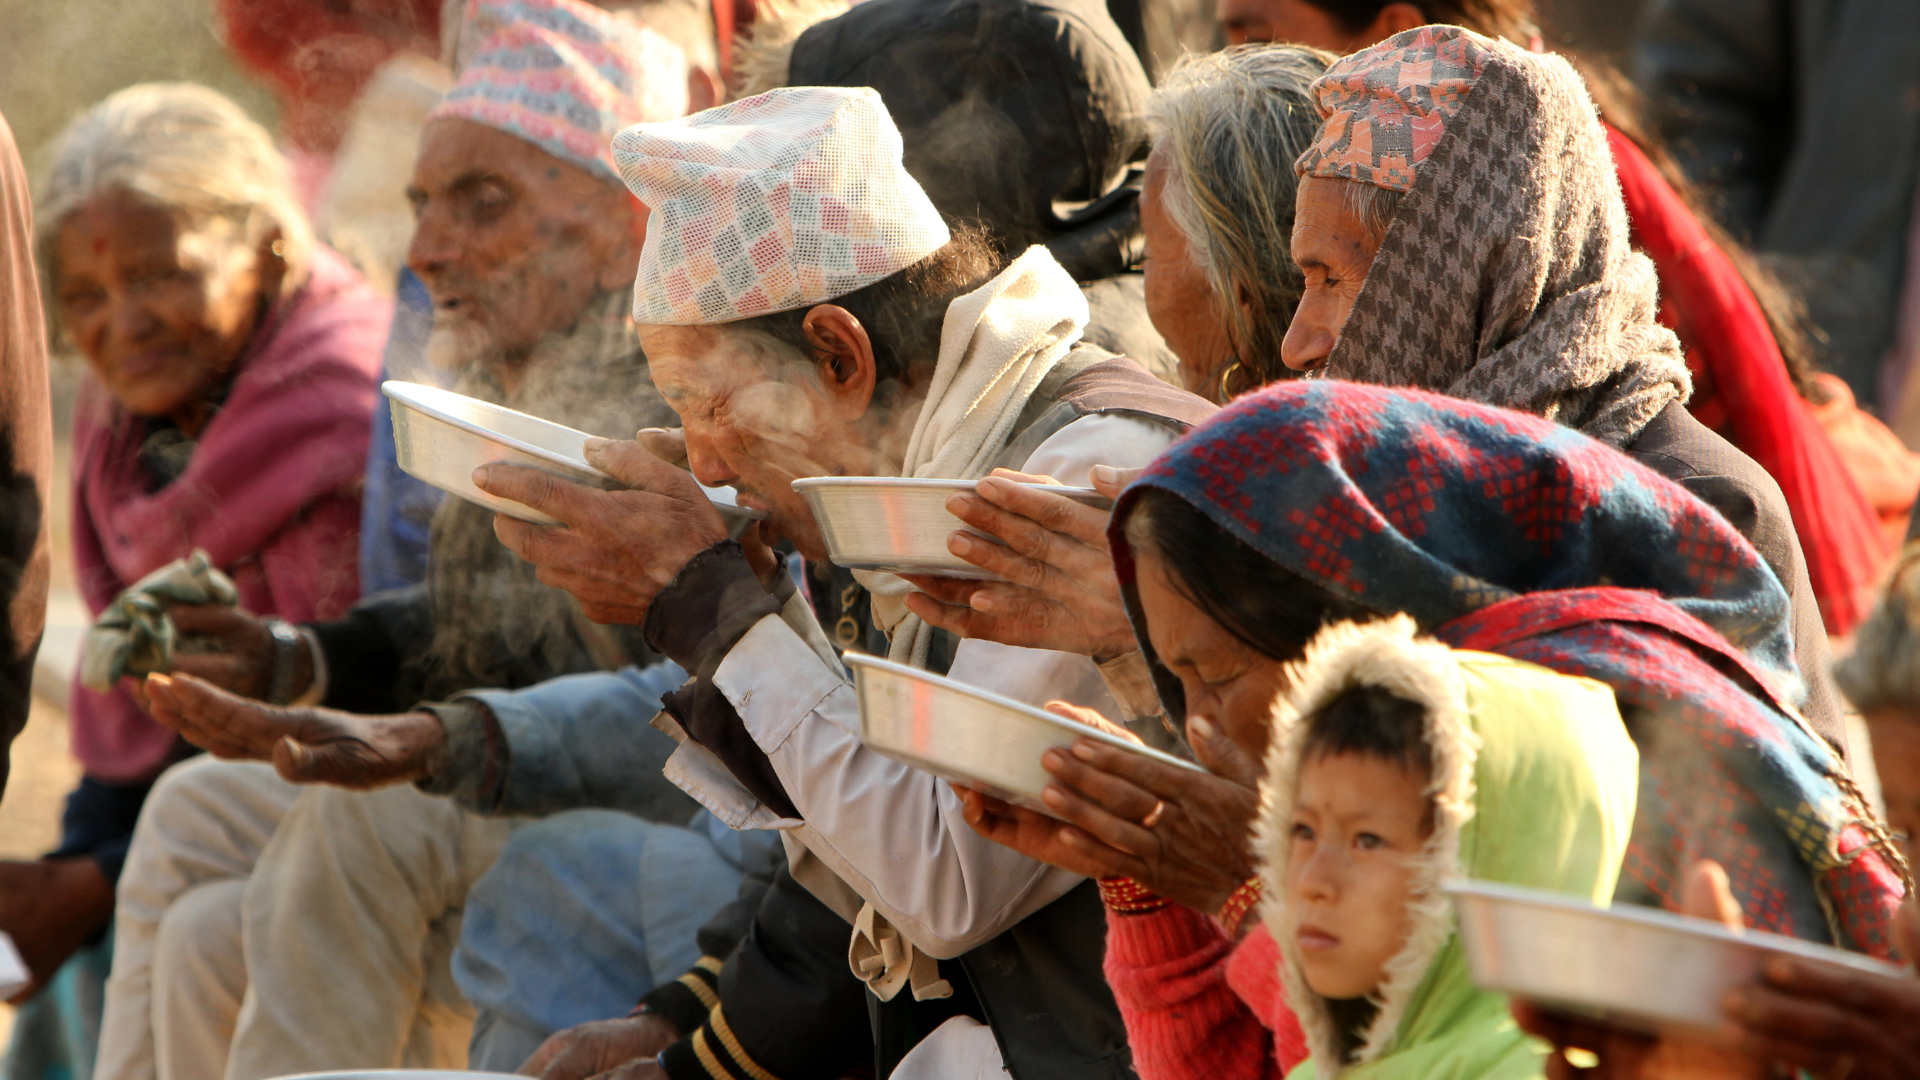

{"left": 1280, "top": 296, "right": 1336, "bottom": 372}
{"left": 1293, "top": 843, "right": 1341, "bottom": 904}
{"left": 682, "top": 425, "right": 737, "bottom": 488}
{"left": 405, "top": 205, "right": 460, "bottom": 285}
{"left": 107, "top": 293, "right": 159, "bottom": 351}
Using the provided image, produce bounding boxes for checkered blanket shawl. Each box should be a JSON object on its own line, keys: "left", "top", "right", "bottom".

{"left": 1114, "top": 379, "right": 1906, "bottom": 957}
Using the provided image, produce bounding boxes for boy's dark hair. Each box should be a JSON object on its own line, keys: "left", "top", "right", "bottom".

{"left": 1301, "top": 683, "right": 1433, "bottom": 778}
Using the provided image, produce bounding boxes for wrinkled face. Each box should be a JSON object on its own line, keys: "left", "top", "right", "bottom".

{"left": 1287, "top": 751, "right": 1432, "bottom": 999}
{"left": 1865, "top": 710, "right": 1920, "bottom": 868}
{"left": 1141, "top": 151, "right": 1237, "bottom": 402}
{"left": 638, "top": 322, "right": 887, "bottom": 562}
{"left": 1216, "top": 0, "right": 1350, "bottom": 48}
{"left": 406, "top": 118, "right": 640, "bottom": 366}
{"left": 1282, "top": 175, "right": 1382, "bottom": 373}
{"left": 1133, "top": 546, "right": 1291, "bottom": 762}
{"left": 53, "top": 188, "right": 266, "bottom": 422}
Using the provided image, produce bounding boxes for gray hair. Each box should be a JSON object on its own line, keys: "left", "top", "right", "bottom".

{"left": 37, "top": 82, "right": 313, "bottom": 297}
{"left": 1835, "top": 546, "right": 1920, "bottom": 715}
{"left": 1147, "top": 44, "right": 1335, "bottom": 392}
{"left": 1344, "top": 178, "right": 1403, "bottom": 248}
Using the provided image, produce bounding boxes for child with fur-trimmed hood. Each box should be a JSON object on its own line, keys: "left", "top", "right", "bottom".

{"left": 1257, "top": 617, "right": 1637, "bottom": 1079}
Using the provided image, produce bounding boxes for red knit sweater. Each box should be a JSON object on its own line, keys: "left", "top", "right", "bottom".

{"left": 1104, "top": 905, "right": 1309, "bottom": 1080}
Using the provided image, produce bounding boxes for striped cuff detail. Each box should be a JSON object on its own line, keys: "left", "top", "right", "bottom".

{"left": 659, "top": 1003, "right": 783, "bottom": 1080}
{"left": 637, "top": 955, "right": 726, "bottom": 1036}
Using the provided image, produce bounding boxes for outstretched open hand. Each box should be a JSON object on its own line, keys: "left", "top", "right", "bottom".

{"left": 904, "top": 466, "right": 1141, "bottom": 659}
{"left": 144, "top": 672, "right": 445, "bottom": 788}
{"left": 479, "top": 435, "right": 728, "bottom": 625}
{"left": 959, "top": 708, "right": 1263, "bottom": 914}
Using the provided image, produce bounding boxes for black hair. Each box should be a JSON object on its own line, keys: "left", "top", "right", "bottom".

{"left": 1300, "top": 683, "right": 1433, "bottom": 777}
{"left": 1299, "top": 0, "right": 1538, "bottom": 42}
{"left": 719, "top": 223, "right": 1003, "bottom": 399}
{"left": 1123, "top": 486, "right": 1379, "bottom": 665}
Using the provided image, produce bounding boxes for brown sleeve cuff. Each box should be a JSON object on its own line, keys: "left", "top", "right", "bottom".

{"left": 645, "top": 540, "right": 783, "bottom": 678}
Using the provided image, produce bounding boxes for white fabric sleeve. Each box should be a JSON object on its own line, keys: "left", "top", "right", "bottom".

{"left": 687, "top": 413, "right": 1183, "bottom": 956}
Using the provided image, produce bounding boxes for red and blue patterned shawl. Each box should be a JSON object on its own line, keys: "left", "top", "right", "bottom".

{"left": 1110, "top": 380, "right": 1906, "bottom": 958}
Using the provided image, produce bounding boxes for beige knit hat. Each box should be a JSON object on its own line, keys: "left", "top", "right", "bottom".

{"left": 613, "top": 85, "right": 951, "bottom": 325}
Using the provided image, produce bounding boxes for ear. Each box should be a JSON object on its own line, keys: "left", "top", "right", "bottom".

{"left": 1370, "top": 2, "right": 1429, "bottom": 39}
{"left": 687, "top": 65, "right": 723, "bottom": 113}
{"left": 256, "top": 226, "right": 290, "bottom": 298}
{"left": 801, "top": 304, "right": 878, "bottom": 419}
{"left": 599, "top": 195, "right": 650, "bottom": 292}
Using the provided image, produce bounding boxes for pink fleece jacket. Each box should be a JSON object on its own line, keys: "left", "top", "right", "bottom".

{"left": 1104, "top": 905, "right": 1308, "bottom": 1080}
{"left": 69, "top": 246, "right": 388, "bottom": 782}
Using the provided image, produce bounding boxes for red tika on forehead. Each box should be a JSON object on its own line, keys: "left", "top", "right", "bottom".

{"left": 1295, "top": 24, "right": 1497, "bottom": 195}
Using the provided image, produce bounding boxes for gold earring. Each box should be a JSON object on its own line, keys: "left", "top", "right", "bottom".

{"left": 1217, "top": 360, "right": 1244, "bottom": 403}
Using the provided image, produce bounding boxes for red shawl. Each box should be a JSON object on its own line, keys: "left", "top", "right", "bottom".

{"left": 1607, "top": 126, "right": 1887, "bottom": 634}
{"left": 69, "top": 247, "right": 388, "bottom": 782}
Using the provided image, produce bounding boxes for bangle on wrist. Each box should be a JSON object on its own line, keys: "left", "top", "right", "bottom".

{"left": 262, "top": 618, "right": 301, "bottom": 705}
{"left": 1098, "top": 876, "right": 1170, "bottom": 915}
{"left": 291, "top": 626, "right": 326, "bottom": 706}
{"left": 1216, "top": 876, "right": 1263, "bottom": 936}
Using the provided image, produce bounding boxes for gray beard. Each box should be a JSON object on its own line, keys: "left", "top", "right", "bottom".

{"left": 415, "top": 289, "right": 678, "bottom": 697}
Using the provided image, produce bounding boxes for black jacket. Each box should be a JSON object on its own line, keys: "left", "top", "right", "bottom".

{"left": 1633, "top": 0, "right": 1920, "bottom": 402}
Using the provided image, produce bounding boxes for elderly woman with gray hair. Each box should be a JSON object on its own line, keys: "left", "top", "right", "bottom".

{"left": 906, "top": 42, "right": 1333, "bottom": 657}
{"left": 1, "top": 82, "right": 384, "bottom": 1073}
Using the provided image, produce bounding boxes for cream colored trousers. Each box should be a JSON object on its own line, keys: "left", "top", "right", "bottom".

{"left": 94, "top": 758, "right": 514, "bottom": 1080}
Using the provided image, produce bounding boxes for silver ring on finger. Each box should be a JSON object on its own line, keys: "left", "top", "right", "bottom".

{"left": 1141, "top": 800, "right": 1166, "bottom": 828}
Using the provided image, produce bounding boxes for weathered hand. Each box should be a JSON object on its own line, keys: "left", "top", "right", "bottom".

{"left": 479, "top": 436, "right": 728, "bottom": 625}
{"left": 519, "top": 1014, "right": 680, "bottom": 1080}
{"left": 163, "top": 604, "right": 281, "bottom": 700}
{"left": 903, "top": 465, "right": 1141, "bottom": 660}
{"left": 961, "top": 707, "right": 1261, "bottom": 913}
{"left": 633, "top": 427, "right": 689, "bottom": 469}
{"left": 1721, "top": 898, "right": 1920, "bottom": 1080}
{"left": 0, "top": 858, "right": 114, "bottom": 1003}
{"left": 144, "top": 672, "right": 446, "bottom": 788}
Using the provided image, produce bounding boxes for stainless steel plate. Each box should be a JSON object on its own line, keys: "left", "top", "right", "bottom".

{"left": 846, "top": 652, "right": 1200, "bottom": 816}
{"left": 1447, "top": 879, "right": 1907, "bottom": 1040}
{"left": 791, "top": 476, "right": 1112, "bottom": 580}
{"left": 383, "top": 381, "right": 763, "bottom": 536}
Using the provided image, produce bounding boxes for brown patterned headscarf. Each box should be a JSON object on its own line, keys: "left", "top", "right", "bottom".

{"left": 1298, "top": 25, "right": 1690, "bottom": 448}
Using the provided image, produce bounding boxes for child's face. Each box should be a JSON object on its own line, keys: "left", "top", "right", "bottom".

{"left": 1286, "top": 751, "right": 1433, "bottom": 1000}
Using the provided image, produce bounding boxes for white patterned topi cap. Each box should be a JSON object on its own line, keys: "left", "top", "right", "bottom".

{"left": 613, "top": 86, "right": 951, "bottom": 325}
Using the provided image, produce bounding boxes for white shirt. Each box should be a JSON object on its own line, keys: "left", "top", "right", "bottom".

{"left": 661, "top": 413, "right": 1178, "bottom": 958}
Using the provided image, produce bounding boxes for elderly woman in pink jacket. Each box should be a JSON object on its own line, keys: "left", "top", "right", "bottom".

{"left": 0, "top": 82, "right": 385, "bottom": 1045}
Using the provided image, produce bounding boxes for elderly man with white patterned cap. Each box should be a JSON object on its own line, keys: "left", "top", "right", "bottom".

{"left": 468, "top": 85, "right": 1216, "bottom": 1079}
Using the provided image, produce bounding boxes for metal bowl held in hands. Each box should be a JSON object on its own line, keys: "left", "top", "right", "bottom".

{"left": 383, "top": 381, "right": 764, "bottom": 535}
{"left": 1447, "top": 879, "right": 1909, "bottom": 1040}
{"left": 790, "top": 476, "right": 1113, "bottom": 579}
{"left": 845, "top": 652, "right": 1202, "bottom": 816}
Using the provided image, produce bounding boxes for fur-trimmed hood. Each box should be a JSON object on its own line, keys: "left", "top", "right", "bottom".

{"left": 1253, "top": 617, "right": 1637, "bottom": 1079}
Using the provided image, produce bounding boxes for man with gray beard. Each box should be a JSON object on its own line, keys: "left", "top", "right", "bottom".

{"left": 87, "top": 5, "right": 764, "bottom": 1080}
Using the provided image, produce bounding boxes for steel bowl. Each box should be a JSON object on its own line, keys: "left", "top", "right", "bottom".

{"left": 1447, "top": 879, "right": 1908, "bottom": 1040}
{"left": 846, "top": 652, "right": 1201, "bottom": 816}
{"left": 790, "top": 476, "right": 1113, "bottom": 579}
{"left": 384, "top": 381, "right": 763, "bottom": 535}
